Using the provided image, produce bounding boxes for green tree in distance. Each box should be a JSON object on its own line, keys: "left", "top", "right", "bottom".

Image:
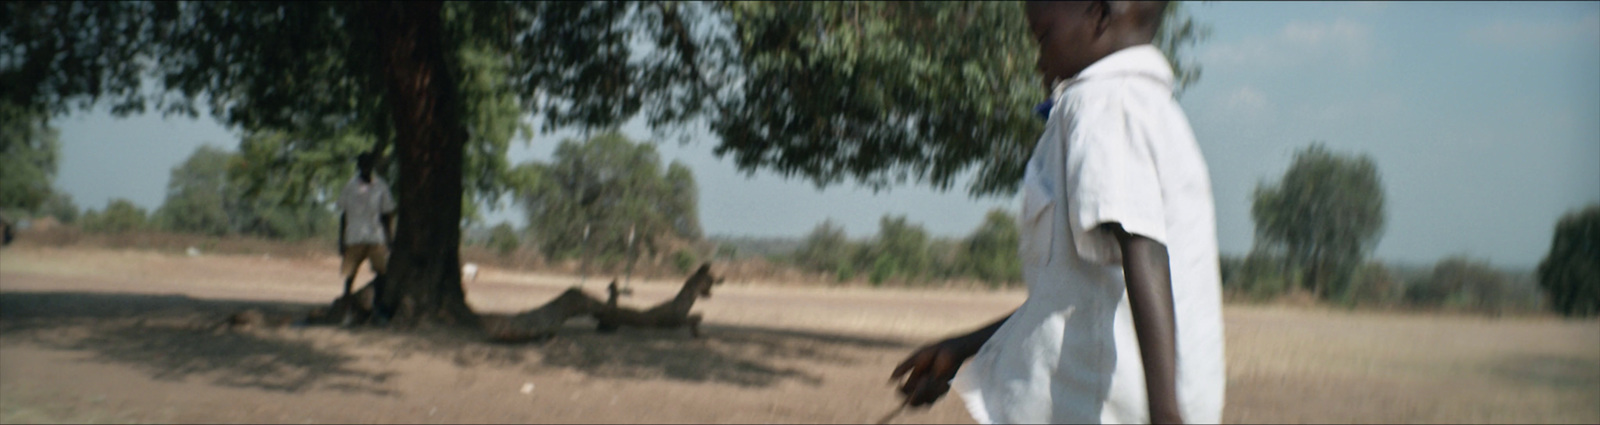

{"left": 152, "top": 144, "right": 335, "bottom": 239}
{"left": 1251, "top": 142, "right": 1387, "bottom": 300}
{"left": 1537, "top": 204, "right": 1599, "bottom": 317}
{"left": 0, "top": 105, "right": 60, "bottom": 215}
{"left": 81, "top": 198, "right": 148, "bottom": 233}
{"left": 863, "top": 215, "right": 931, "bottom": 283}
{"left": 154, "top": 145, "right": 233, "bottom": 236}
{"left": 797, "top": 219, "right": 855, "bottom": 281}
{"left": 39, "top": 192, "right": 79, "bottom": 224}
{"left": 517, "top": 132, "right": 702, "bottom": 269}
{"left": 966, "top": 208, "right": 1022, "bottom": 287}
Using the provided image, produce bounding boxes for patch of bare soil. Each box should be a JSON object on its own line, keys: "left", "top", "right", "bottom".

{"left": 2, "top": 245, "right": 1597, "bottom": 424}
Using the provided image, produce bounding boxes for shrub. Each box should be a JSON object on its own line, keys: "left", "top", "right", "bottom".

{"left": 81, "top": 199, "right": 148, "bottom": 233}
{"left": 672, "top": 249, "right": 698, "bottom": 275}
{"left": 834, "top": 262, "right": 855, "bottom": 283}
{"left": 1407, "top": 256, "right": 1534, "bottom": 316}
{"left": 1223, "top": 253, "right": 1295, "bottom": 301}
{"left": 486, "top": 222, "right": 520, "bottom": 257}
{"left": 869, "top": 256, "right": 896, "bottom": 287}
{"left": 1536, "top": 204, "right": 1600, "bottom": 317}
{"left": 1339, "top": 262, "right": 1403, "bottom": 308}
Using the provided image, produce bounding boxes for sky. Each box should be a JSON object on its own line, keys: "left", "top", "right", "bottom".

{"left": 51, "top": 2, "right": 1600, "bottom": 269}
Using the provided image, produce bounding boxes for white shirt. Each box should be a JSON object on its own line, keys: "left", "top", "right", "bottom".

{"left": 338, "top": 175, "right": 396, "bottom": 245}
{"left": 951, "top": 45, "right": 1226, "bottom": 424}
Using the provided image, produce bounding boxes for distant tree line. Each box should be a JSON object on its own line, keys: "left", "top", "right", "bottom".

{"left": 510, "top": 131, "right": 704, "bottom": 274}
{"left": 1224, "top": 142, "right": 1594, "bottom": 317}
{"left": 70, "top": 142, "right": 340, "bottom": 239}
{"left": 780, "top": 208, "right": 1022, "bottom": 288}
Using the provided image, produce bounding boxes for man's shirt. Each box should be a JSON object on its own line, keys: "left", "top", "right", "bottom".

{"left": 338, "top": 175, "right": 396, "bottom": 245}
{"left": 952, "top": 44, "right": 1226, "bottom": 424}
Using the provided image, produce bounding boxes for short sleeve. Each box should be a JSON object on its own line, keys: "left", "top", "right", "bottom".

{"left": 336, "top": 181, "right": 350, "bottom": 212}
{"left": 378, "top": 179, "right": 397, "bottom": 214}
{"left": 1063, "top": 94, "right": 1167, "bottom": 264}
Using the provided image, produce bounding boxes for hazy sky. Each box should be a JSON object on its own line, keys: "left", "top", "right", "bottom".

{"left": 52, "top": 2, "right": 1599, "bottom": 269}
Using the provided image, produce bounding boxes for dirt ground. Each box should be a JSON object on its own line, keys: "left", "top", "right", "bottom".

{"left": 1, "top": 245, "right": 1596, "bottom": 424}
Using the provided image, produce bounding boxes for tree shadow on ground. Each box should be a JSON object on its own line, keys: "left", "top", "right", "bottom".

{"left": 515, "top": 322, "right": 912, "bottom": 387}
{"left": 0, "top": 291, "right": 396, "bottom": 396}
{"left": 1, "top": 291, "right": 917, "bottom": 392}
{"left": 356, "top": 312, "right": 917, "bottom": 388}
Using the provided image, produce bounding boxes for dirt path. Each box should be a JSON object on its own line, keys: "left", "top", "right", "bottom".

{"left": 2, "top": 246, "right": 1597, "bottom": 424}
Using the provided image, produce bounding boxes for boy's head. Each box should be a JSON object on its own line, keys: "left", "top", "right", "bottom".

{"left": 356, "top": 151, "right": 377, "bottom": 180}
{"left": 1025, "top": 1, "right": 1168, "bottom": 89}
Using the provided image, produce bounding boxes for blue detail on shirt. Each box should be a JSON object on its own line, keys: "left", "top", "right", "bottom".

{"left": 1035, "top": 98, "right": 1055, "bottom": 121}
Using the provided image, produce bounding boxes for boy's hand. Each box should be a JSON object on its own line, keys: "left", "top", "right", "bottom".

{"left": 890, "top": 337, "right": 973, "bottom": 408}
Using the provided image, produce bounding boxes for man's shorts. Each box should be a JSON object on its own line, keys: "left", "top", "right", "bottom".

{"left": 341, "top": 243, "right": 389, "bottom": 279}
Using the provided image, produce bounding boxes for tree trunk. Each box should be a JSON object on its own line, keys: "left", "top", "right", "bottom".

{"left": 367, "top": 1, "right": 478, "bottom": 327}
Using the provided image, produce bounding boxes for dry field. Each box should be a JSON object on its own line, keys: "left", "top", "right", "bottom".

{"left": 1, "top": 244, "right": 1596, "bottom": 424}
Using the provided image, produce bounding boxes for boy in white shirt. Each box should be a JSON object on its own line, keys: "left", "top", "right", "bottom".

{"left": 337, "top": 152, "right": 397, "bottom": 325}
{"left": 890, "top": 2, "right": 1225, "bottom": 423}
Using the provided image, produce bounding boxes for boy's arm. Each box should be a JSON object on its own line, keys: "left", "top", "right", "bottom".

{"left": 381, "top": 212, "right": 396, "bottom": 247}
{"left": 1106, "top": 223, "right": 1184, "bottom": 424}
{"left": 890, "top": 309, "right": 1015, "bottom": 407}
{"left": 338, "top": 213, "right": 347, "bottom": 255}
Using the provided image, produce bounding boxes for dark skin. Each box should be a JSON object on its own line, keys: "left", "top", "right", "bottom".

{"left": 339, "top": 155, "right": 396, "bottom": 299}
{"left": 890, "top": 2, "right": 1183, "bottom": 423}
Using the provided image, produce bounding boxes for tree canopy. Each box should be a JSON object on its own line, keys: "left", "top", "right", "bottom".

{"left": 694, "top": 2, "right": 1207, "bottom": 197}
{"left": 1251, "top": 142, "right": 1387, "bottom": 299}
{"left": 0, "top": 105, "right": 60, "bottom": 215}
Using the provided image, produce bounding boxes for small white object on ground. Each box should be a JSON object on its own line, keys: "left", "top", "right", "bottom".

{"left": 463, "top": 263, "right": 479, "bottom": 283}
{"left": 186, "top": 246, "right": 201, "bottom": 257}
{"left": 520, "top": 382, "right": 534, "bottom": 394}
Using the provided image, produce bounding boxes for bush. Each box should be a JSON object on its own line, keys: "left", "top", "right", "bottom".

{"left": 1536, "top": 204, "right": 1600, "bottom": 317}
{"left": 869, "top": 256, "right": 896, "bottom": 287}
{"left": 672, "top": 249, "right": 698, "bottom": 275}
{"left": 834, "top": 262, "right": 855, "bottom": 283}
{"left": 1339, "top": 262, "right": 1404, "bottom": 308}
{"left": 1222, "top": 253, "right": 1295, "bottom": 301}
{"left": 39, "top": 192, "right": 78, "bottom": 224}
{"left": 486, "top": 222, "right": 520, "bottom": 257}
{"left": 1406, "top": 256, "right": 1535, "bottom": 315}
{"left": 81, "top": 199, "right": 148, "bottom": 233}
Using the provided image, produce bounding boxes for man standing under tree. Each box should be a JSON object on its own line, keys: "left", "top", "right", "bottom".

{"left": 890, "top": 1, "right": 1225, "bottom": 423}
{"left": 338, "top": 151, "right": 397, "bottom": 326}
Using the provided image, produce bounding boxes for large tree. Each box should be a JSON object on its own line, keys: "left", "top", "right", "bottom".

{"left": 2, "top": 1, "right": 711, "bottom": 325}
{"left": 1251, "top": 142, "right": 1387, "bottom": 299}
{"left": 3, "top": 1, "right": 1206, "bottom": 326}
